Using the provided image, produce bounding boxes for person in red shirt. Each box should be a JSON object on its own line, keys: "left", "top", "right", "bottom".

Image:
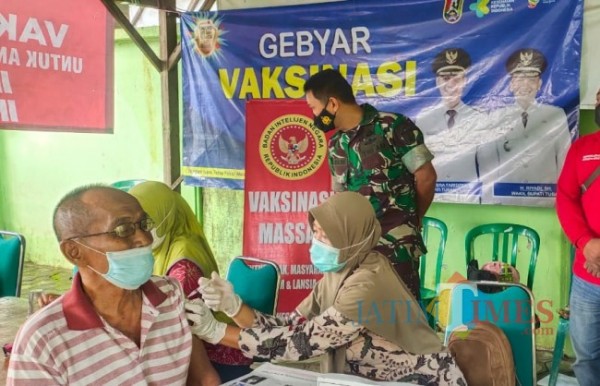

{"left": 555, "top": 87, "right": 600, "bottom": 385}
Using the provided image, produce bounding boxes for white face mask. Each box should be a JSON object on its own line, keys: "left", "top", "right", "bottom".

{"left": 151, "top": 228, "right": 166, "bottom": 249}
{"left": 150, "top": 205, "right": 174, "bottom": 249}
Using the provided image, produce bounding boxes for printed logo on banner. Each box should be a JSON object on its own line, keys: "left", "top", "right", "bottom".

{"left": 259, "top": 114, "right": 327, "bottom": 180}
{"left": 188, "top": 15, "right": 224, "bottom": 59}
{"left": 443, "top": 0, "right": 465, "bottom": 24}
{"left": 469, "top": 0, "right": 491, "bottom": 18}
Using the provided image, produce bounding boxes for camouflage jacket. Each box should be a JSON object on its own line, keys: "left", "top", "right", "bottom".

{"left": 328, "top": 104, "right": 433, "bottom": 262}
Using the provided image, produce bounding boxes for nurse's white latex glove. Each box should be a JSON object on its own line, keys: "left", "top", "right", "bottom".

{"left": 185, "top": 299, "right": 227, "bottom": 344}
{"left": 198, "top": 271, "right": 242, "bottom": 317}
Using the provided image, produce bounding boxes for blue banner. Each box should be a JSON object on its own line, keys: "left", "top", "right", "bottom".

{"left": 181, "top": 0, "right": 583, "bottom": 207}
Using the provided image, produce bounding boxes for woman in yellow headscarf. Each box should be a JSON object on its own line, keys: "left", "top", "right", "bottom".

{"left": 130, "top": 181, "right": 218, "bottom": 289}
{"left": 129, "top": 181, "right": 252, "bottom": 381}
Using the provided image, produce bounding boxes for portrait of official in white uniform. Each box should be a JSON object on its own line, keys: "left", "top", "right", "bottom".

{"left": 480, "top": 48, "right": 572, "bottom": 206}
{"left": 416, "top": 48, "right": 488, "bottom": 203}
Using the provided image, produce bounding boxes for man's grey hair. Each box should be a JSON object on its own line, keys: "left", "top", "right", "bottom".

{"left": 52, "top": 184, "right": 110, "bottom": 241}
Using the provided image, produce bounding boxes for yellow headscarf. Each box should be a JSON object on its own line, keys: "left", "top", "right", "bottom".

{"left": 296, "top": 192, "right": 442, "bottom": 372}
{"left": 129, "top": 181, "right": 219, "bottom": 277}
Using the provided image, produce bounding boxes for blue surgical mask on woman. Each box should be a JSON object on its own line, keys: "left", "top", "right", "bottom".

{"left": 76, "top": 242, "right": 154, "bottom": 290}
{"left": 310, "top": 238, "right": 346, "bottom": 272}
{"left": 310, "top": 230, "right": 374, "bottom": 273}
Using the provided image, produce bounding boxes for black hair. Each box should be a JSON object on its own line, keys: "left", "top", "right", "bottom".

{"left": 303, "top": 69, "right": 356, "bottom": 105}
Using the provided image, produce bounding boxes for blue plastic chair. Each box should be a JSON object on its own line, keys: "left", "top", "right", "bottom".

{"left": 0, "top": 230, "right": 26, "bottom": 297}
{"left": 548, "top": 244, "right": 576, "bottom": 386}
{"left": 419, "top": 217, "right": 448, "bottom": 327}
{"left": 444, "top": 281, "right": 536, "bottom": 386}
{"left": 226, "top": 256, "right": 281, "bottom": 315}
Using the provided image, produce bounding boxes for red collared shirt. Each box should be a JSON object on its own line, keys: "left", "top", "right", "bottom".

{"left": 557, "top": 131, "right": 600, "bottom": 284}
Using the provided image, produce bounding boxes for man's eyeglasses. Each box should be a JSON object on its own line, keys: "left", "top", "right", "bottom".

{"left": 67, "top": 218, "right": 155, "bottom": 240}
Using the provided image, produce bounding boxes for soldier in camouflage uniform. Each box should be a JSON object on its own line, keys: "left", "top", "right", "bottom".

{"left": 304, "top": 69, "right": 437, "bottom": 300}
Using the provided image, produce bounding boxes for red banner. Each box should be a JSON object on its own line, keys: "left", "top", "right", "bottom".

{"left": 244, "top": 99, "right": 333, "bottom": 314}
{"left": 0, "top": 0, "right": 113, "bottom": 132}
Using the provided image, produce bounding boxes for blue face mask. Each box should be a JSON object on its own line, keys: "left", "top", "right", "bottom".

{"left": 310, "top": 230, "right": 374, "bottom": 273}
{"left": 310, "top": 238, "right": 346, "bottom": 273}
{"left": 77, "top": 242, "right": 154, "bottom": 290}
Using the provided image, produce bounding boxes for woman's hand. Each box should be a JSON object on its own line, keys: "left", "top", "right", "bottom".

{"left": 198, "top": 272, "right": 242, "bottom": 317}
{"left": 184, "top": 299, "right": 227, "bottom": 344}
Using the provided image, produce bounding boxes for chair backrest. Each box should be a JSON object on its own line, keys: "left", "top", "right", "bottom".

{"left": 420, "top": 216, "right": 448, "bottom": 292}
{"left": 465, "top": 223, "right": 540, "bottom": 289}
{"left": 444, "top": 281, "right": 536, "bottom": 386}
{"left": 226, "top": 256, "right": 281, "bottom": 315}
{"left": 0, "top": 231, "right": 26, "bottom": 297}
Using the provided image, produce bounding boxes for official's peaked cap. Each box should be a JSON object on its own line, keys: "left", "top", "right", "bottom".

{"left": 432, "top": 48, "right": 471, "bottom": 74}
{"left": 506, "top": 48, "right": 547, "bottom": 75}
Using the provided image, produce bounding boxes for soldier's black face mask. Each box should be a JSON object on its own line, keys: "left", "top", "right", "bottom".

{"left": 313, "top": 105, "right": 336, "bottom": 133}
{"left": 595, "top": 105, "right": 600, "bottom": 127}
